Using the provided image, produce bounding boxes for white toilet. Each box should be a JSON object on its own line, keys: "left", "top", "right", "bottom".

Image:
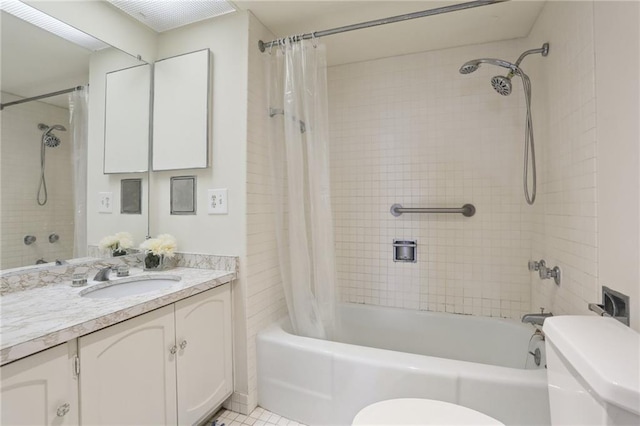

{"left": 353, "top": 315, "right": 639, "bottom": 426}
{"left": 544, "top": 315, "right": 640, "bottom": 426}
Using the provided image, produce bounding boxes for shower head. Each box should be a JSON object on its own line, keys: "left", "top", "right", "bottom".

{"left": 491, "top": 74, "right": 513, "bottom": 96}
{"left": 458, "top": 58, "right": 519, "bottom": 75}
{"left": 459, "top": 43, "right": 549, "bottom": 98}
{"left": 459, "top": 62, "right": 479, "bottom": 74}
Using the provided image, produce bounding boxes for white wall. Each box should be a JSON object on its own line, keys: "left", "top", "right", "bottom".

{"left": 1, "top": 97, "right": 74, "bottom": 268}
{"left": 593, "top": 1, "right": 640, "bottom": 331}
{"left": 328, "top": 39, "right": 533, "bottom": 320}
{"left": 153, "top": 10, "right": 252, "bottom": 412}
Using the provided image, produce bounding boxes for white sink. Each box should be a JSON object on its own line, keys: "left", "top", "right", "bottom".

{"left": 81, "top": 275, "right": 181, "bottom": 299}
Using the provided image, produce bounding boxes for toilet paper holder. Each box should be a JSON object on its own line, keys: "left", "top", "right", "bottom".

{"left": 588, "top": 286, "right": 630, "bottom": 326}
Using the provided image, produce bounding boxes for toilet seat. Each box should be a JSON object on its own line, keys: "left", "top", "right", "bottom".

{"left": 352, "top": 398, "right": 504, "bottom": 426}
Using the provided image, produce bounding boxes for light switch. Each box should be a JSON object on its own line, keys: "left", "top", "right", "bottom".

{"left": 98, "top": 192, "right": 113, "bottom": 213}
{"left": 207, "top": 189, "right": 228, "bottom": 214}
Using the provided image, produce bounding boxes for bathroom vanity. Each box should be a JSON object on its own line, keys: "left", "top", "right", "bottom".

{"left": 0, "top": 257, "right": 236, "bottom": 425}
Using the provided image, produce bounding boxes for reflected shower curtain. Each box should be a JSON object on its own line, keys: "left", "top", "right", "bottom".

{"left": 69, "top": 86, "right": 88, "bottom": 258}
{"left": 266, "top": 39, "right": 337, "bottom": 339}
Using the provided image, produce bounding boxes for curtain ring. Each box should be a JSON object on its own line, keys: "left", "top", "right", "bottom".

{"left": 311, "top": 32, "right": 318, "bottom": 48}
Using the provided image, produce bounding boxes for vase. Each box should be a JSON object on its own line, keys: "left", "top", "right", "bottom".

{"left": 144, "top": 252, "right": 166, "bottom": 270}
{"left": 112, "top": 249, "right": 127, "bottom": 257}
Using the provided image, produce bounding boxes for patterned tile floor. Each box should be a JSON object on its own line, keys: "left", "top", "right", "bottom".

{"left": 210, "top": 407, "right": 306, "bottom": 426}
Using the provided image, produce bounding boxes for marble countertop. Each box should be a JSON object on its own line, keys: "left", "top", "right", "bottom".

{"left": 0, "top": 267, "right": 235, "bottom": 366}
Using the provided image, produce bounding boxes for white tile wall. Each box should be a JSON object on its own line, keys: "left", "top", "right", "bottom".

{"left": 1, "top": 96, "right": 74, "bottom": 269}
{"left": 242, "top": 13, "right": 287, "bottom": 414}
{"left": 328, "top": 40, "right": 533, "bottom": 320}
{"left": 528, "top": 1, "right": 598, "bottom": 316}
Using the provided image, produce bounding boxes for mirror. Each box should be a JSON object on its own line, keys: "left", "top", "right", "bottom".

{"left": 153, "top": 49, "right": 210, "bottom": 171}
{"left": 0, "top": 7, "right": 150, "bottom": 270}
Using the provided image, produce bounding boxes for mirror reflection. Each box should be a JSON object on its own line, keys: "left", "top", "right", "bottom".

{"left": 0, "top": 6, "right": 149, "bottom": 270}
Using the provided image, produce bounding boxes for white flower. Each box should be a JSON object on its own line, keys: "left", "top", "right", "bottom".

{"left": 115, "top": 232, "right": 133, "bottom": 249}
{"left": 140, "top": 234, "right": 178, "bottom": 257}
{"left": 99, "top": 232, "right": 135, "bottom": 251}
{"left": 99, "top": 235, "right": 119, "bottom": 250}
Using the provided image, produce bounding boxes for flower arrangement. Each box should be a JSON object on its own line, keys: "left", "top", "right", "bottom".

{"left": 139, "top": 234, "right": 178, "bottom": 257}
{"left": 140, "top": 234, "right": 177, "bottom": 270}
{"left": 99, "top": 232, "right": 134, "bottom": 256}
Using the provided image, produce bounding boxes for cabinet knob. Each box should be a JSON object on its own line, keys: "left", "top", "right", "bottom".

{"left": 170, "top": 345, "right": 177, "bottom": 355}
{"left": 179, "top": 340, "right": 188, "bottom": 350}
{"left": 57, "top": 403, "right": 70, "bottom": 417}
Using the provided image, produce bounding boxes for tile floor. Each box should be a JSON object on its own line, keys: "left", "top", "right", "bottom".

{"left": 210, "top": 407, "right": 306, "bottom": 426}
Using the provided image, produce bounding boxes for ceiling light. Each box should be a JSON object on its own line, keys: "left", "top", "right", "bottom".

{"left": 108, "top": 0, "right": 237, "bottom": 33}
{"left": 0, "top": 0, "right": 109, "bottom": 51}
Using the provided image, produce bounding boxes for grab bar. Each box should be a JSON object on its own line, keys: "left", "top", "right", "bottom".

{"left": 268, "top": 107, "right": 306, "bottom": 133}
{"left": 390, "top": 203, "right": 476, "bottom": 217}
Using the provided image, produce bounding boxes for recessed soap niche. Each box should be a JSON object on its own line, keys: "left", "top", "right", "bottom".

{"left": 393, "top": 240, "right": 417, "bottom": 263}
{"left": 120, "top": 179, "right": 142, "bottom": 214}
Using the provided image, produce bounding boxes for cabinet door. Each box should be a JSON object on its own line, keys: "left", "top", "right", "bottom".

{"left": 1, "top": 342, "right": 78, "bottom": 426}
{"left": 79, "top": 305, "right": 177, "bottom": 426}
{"left": 175, "top": 285, "right": 232, "bottom": 425}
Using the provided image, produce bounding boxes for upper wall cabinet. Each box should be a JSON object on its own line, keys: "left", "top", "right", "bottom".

{"left": 104, "top": 64, "right": 151, "bottom": 174}
{"left": 152, "top": 49, "right": 211, "bottom": 171}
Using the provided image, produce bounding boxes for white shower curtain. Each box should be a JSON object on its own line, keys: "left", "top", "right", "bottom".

{"left": 69, "top": 86, "right": 88, "bottom": 258}
{"left": 266, "top": 39, "right": 337, "bottom": 339}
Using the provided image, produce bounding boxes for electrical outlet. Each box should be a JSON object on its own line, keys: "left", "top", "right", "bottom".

{"left": 98, "top": 192, "right": 113, "bottom": 213}
{"left": 207, "top": 189, "right": 228, "bottom": 214}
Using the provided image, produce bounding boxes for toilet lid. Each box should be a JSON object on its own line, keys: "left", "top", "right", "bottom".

{"left": 352, "top": 398, "right": 504, "bottom": 426}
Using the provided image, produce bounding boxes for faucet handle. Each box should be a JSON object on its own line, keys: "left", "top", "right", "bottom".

{"left": 540, "top": 307, "right": 545, "bottom": 314}
{"left": 528, "top": 260, "right": 541, "bottom": 271}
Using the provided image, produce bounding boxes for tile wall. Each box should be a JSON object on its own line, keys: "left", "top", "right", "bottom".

{"left": 328, "top": 40, "right": 534, "bottom": 320}
{"left": 1, "top": 97, "right": 74, "bottom": 269}
{"left": 528, "top": 1, "right": 598, "bottom": 316}
{"left": 241, "top": 13, "right": 287, "bottom": 414}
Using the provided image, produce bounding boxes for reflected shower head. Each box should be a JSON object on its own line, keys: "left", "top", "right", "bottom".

{"left": 38, "top": 123, "right": 66, "bottom": 148}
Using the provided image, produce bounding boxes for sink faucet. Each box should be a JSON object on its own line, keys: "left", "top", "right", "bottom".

{"left": 94, "top": 266, "right": 115, "bottom": 282}
{"left": 522, "top": 309, "right": 553, "bottom": 326}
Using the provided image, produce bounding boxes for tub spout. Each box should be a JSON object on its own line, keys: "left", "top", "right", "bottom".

{"left": 522, "top": 312, "right": 553, "bottom": 326}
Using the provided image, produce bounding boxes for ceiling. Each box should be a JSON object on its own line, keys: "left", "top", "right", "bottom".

{"left": 235, "top": 0, "right": 546, "bottom": 65}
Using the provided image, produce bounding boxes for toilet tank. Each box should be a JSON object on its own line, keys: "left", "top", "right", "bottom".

{"left": 544, "top": 316, "right": 640, "bottom": 426}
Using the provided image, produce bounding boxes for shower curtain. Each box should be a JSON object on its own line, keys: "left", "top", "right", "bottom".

{"left": 69, "top": 86, "right": 88, "bottom": 258}
{"left": 266, "top": 39, "right": 337, "bottom": 339}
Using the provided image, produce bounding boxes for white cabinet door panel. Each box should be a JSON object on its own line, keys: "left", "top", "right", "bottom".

{"left": 79, "top": 305, "right": 177, "bottom": 426}
{"left": 1, "top": 342, "right": 78, "bottom": 426}
{"left": 175, "top": 285, "right": 232, "bottom": 425}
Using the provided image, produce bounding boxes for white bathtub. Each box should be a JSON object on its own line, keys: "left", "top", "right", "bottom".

{"left": 257, "top": 303, "right": 550, "bottom": 426}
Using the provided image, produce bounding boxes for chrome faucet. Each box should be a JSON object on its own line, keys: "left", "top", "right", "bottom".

{"left": 528, "top": 259, "right": 561, "bottom": 285}
{"left": 93, "top": 266, "right": 115, "bottom": 282}
{"left": 522, "top": 308, "right": 553, "bottom": 326}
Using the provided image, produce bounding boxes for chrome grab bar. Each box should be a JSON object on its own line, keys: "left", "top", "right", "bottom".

{"left": 390, "top": 203, "right": 476, "bottom": 217}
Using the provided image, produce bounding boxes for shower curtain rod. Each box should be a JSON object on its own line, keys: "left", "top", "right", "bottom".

{"left": 0, "top": 86, "right": 85, "bottom": 110}
{"left": 258, "top": 0, "right": 508, "bottom": 52}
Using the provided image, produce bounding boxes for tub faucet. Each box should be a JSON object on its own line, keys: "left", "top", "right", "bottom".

{"left": 522, "top": 309, "right": 553, "bottom": 326}
{"left": 94, "top": 266, "right": 115, "bottom": 282}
